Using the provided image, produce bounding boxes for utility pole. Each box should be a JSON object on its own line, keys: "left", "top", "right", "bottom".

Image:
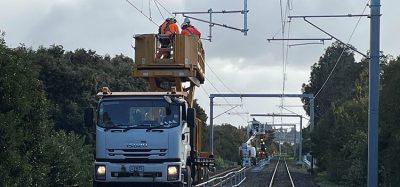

{"left": 368, "top": 0, "right": 380, "bottom": 186}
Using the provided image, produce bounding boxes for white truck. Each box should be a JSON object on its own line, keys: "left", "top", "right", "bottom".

{"left": 239, "top": 143, "right": 256, "bottom": 167}
{"left": 86, "top": 34, "right": 213, "bottom": 186}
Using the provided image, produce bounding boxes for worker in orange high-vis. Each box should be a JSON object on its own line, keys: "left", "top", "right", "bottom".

{"left": 157, "top": 18, "right": 180, "bottom": 59}
{"left": 181, "top": 17, "right": 203, "bottom": 55}
{"left": 180, "top": 18, "right": 201, "bottom": 38}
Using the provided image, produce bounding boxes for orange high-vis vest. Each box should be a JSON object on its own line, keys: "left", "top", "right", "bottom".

{"left": 159, "top": 21, "right": 180, "bottom": 35}
{"left": 181, "top": 26, "right": 201, "bottom": 38}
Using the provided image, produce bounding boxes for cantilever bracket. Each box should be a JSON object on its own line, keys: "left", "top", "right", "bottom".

{"left": 173, "top": 0, "right": 249, "bottom": 42}
{"left": 270, "top": 14, "right": 369, "bottom": 57}
{"left": 302, "top": 18, "right": 368, "bottom": 58}
{"left": 289, "top": 42, "right": 325, "bottom": 47}
{"left": 267, "top": 37, "right": 333, "bottom": 47}
{"left": 267, "top": 37, "right": 332, "bottom": 42}
{"left": 284, "top": 14, "right": 368, "bottom": 57}
{"left": 288, "top": 14, "right": 370, "bottom": 19}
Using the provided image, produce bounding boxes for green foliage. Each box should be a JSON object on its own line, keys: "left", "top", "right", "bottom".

{"left": 301, "top": 41, "right": 362, "bottom": 122}
{"left": 0, "top": 36, "right": 99, "bottom": 186}
{"left": 214, "top": 155, "right": 230, "bottom": 170}
{"left": 44, "top": 131, "right": 93, "bottom": 186}
{"left": 303, "top": 41, "right": 400, "bottom": 186}
{"left": 317, "top": 99, "right": 368, "bottom": 185}
{"left": 379, "top": 57, "right": 400, "bottom": 186}
{"left": 35, "top": 45, "right": 147, "bottom": 136}
{"left": 265, "top": 142, "right": 278, "bottom": 156}
{"left": 213, "top": 124, "right": 247, "bottom": 162}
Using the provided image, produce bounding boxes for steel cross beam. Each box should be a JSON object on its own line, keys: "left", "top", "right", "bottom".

{"left": 208, "top": 93, "right": 314, "bottom": 155}
{"left": 251, "top": 113, "right": 304, "bottom": 163}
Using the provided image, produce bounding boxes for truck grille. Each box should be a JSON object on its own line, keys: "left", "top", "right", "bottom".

{"left": 107, "top": 149, "right": 167, "bottom": 158}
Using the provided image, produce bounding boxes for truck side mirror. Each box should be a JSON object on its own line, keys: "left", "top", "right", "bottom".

{"left": 84, "top": 108, "right": 94, "bottom": 127}
{"left": 187, "top": 108, "right": 196, "bottom": 128}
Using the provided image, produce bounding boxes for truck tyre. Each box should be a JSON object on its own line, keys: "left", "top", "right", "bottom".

{"left": 183, "top": 166, "right": 192, "bottom": 187}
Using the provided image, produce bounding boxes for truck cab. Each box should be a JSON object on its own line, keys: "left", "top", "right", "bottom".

{"left": 88, "top": 91, "right": 195, "bottom": 186}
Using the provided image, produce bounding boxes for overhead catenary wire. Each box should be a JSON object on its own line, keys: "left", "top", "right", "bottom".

{"left": 204, "top": 77, "right": 248, "bottom": 123}
{"left": 205, "top": 62, "right": 236, "bottom": 94}
{"left": 204, "top": 61, "right": 251, "bottom": 122}
{"left": 154, "top": 0, "right": 175, "bottom": 18}
{"left": 282, "top": 0, "right": 292, "bottom": 96}
{"left": 314, "top": 0, "right": 370, "bottom": 98}
{"left": 153, "top": 0, "right": 165, "bottom": 19}
{"left": 278, "top": 0, "right": 293, "bottom": 124}
{"left": 279, "top": 0, "right": 285, "bottom": 123}
{"left": 148, "top": 0, "right": 152, "bottom": 20}
{"left": 279, "top": 106, "right": 310, "bottom": 120}
{"left": 126, "top": 0, "right": 158, "bottom": 26}
{"left": 200, "top": 86, "right": 210, "bottom": 99}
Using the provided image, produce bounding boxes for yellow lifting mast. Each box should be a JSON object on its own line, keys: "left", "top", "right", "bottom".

{"left": 132, "top": 34, "right": 205, "bottom": 107}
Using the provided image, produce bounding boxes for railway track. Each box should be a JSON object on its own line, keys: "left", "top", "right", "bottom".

{"left": 268, "top": 157, "right": 295, "bottom": 187}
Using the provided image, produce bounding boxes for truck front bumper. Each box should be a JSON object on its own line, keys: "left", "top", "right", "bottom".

{"left": 94, "top": 161, "right": 182, "bottom": 183}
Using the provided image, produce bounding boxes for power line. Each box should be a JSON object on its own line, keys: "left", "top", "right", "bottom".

{"left": 279, "top": 106, "right": 310, "bottom": 120}
{"left": 205, "top": 62, "right": 236, "bottom": 93}
{"left": 314, "top": 0, "right": 370, "bottom": 98}
{"left": 278, "top": 0, "right": 293, "bottom": 123}
{"left": 154, "top": 0, "right": 175, "bottom": 17}
{"left": 200, "top": 86, "right": 210, "bottom": 98}
{"left": 126, "top": 0, "right": 158, "bottom": 26}
{"left": 148, "top": 0, "right": 152, "bottom": 20}
{"left": 153, "top": 0, "right": 165, "bottom": 20}
{"left": 204, "top": 77, "right": 247, "bottom": 123}
{"left": 204, "top": 62, "right": 251, "bottom": 122}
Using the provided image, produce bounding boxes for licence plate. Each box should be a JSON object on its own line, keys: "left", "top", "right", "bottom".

{"left": 129, "top": 166, "right": 144, "bottom": 176}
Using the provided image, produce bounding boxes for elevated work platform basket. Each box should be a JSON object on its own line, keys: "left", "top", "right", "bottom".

{"left": 132, "top": 34, "right": 205, "bottom": 90}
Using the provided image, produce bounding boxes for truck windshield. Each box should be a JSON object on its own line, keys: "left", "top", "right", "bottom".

{"left": 97, "top": 99, "right": 180, "bottom": 129}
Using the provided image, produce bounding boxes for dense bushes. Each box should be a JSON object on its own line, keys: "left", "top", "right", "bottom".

{"left": 302, "top": 41, "right": 400, "bottom": 185}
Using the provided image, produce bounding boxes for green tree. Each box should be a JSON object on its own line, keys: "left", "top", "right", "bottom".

{"left": 379, "top": 56, "right": 400, "bottom": 185}
{"left": 213, "top": 124, "right": 247, "bottom": 162}
{"left": 301, "top": 41, "right": 362, "bottom": 122}
{"left": 300, "top": 41, "right": 369, "bottom": 185}
{"left": 0, "top": 35, "right": 93, "bottom": 186}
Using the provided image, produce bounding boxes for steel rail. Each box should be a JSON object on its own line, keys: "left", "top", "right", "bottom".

{"left": 284, "top": 157, "right": 296, "bottom": 187}
{"left": 268, "top": 157, "right": 280, "bottom": 187}
{"left": 268, "top": 157, "right": 295, "bottom": 187}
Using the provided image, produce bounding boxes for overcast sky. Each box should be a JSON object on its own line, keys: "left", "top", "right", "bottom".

{"left": 1, "top": 0, "right": 399, "bottom": 130}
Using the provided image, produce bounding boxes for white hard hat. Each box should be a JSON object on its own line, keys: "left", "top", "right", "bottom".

{"left": 184, "top": 17, "right": 190, "bottom": 24}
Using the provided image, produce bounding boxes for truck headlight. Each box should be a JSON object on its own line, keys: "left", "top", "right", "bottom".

{"left": 167, "top": 165, "right": 179, "bottom": 181}
{"left": 95, "top": 165, "right": 106, "bottom": 180}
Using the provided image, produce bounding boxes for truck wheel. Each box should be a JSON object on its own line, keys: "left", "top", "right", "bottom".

{"left": 184, "top": 166, "right": 192, "bottom": 187}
